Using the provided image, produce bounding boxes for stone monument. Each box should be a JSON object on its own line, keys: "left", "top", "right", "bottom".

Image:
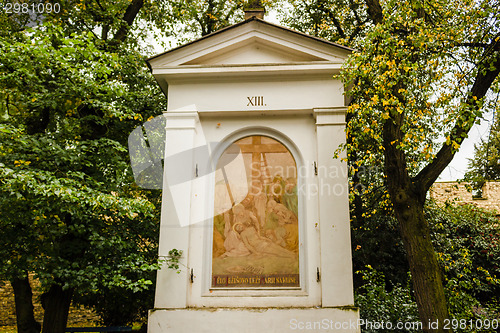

{"left": 146, "top": 8, "right": 359, "bottom": 332}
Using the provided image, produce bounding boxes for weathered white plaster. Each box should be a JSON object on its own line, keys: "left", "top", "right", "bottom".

{"left": 149, "top": 308, "right": 360, "bottom": 333}
{"left": 167, "top": 79, "right": 344, "bottom": 112}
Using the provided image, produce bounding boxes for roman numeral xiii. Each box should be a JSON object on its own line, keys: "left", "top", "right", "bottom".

{"left": 247, "top": 96, "right": 265, "bottom": 106}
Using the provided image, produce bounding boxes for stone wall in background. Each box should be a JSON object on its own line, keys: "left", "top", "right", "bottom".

{"left": 430, "top": 181, "right": 500, "bottom": 214}
{"left": 0, "top": 274, "right": 99, "bottom": 328}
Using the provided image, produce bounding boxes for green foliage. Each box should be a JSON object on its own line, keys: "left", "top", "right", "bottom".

{"left": 145, "top": 0, "right": 282, "bottom": 45}
{"left": 355, "top": 203, "right": 500, "bottom": 331}
{"left": 145, "top": 0, "right": 244, "bottom": 43}
{"left": 0, "top": 2, "right": 166, "bottom": 326}
{"left": 279, "top": 0, "right": 372, "bottom": 45}
{"left": 73, "top": 272, "right": 156, "bottom": 326}
{"left": 339, "top": 0, "right": 494, "bottom": 170}
{"left": 428, "top": 202, "right": 500, "bottom": 325}
{"left": 351, "top": 212, "right": 409, "bottom": 288}
{"left": 165, "top": 249, "right": 184, "bottom": 274}
{"left": 355, "top": 266, "right": 420, "bottom": 333}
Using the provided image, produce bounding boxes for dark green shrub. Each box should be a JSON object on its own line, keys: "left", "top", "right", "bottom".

{"left": 427, "top": 201, "right": 500, "bottom": 329}
{"left": 355, "top": 266, "right": 420, "bottom": 333}
{"left": 353, "top": 201, "right": 499, "bottom": 332}
{"left": 351, "top": 213, "right": 409, "bottom": 289}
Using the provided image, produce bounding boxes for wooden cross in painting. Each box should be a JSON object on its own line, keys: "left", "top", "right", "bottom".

{"left": 220, "top": 135, "right": 289, "bottom": 207}
{"left": 237, "top": 136, "right": 288, "bottom": 195}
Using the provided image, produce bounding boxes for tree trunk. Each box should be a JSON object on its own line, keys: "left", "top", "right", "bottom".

{"left": 11, "top": 276, "right": 41, "bottom": 333}
{"left": 41, "top": 284, "right": 74, "bottom": 333}
{"left": 383, "top": 114, "right": 450, "bottom": 332}
{"left": 391, "top": 190, "right": 451, "bottom": 332}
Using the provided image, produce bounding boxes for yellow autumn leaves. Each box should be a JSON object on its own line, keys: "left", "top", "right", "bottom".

{"left": 14, "top": 160, "right": 31, "bottom": 167}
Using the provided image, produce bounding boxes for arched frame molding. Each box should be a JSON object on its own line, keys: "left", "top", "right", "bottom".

{"left": 200, "top": 126, "right": 310, "bottom": 297}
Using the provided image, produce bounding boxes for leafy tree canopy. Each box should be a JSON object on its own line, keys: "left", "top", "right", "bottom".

{"left": 0, "top": 0, "right": 171, "bottom": 330}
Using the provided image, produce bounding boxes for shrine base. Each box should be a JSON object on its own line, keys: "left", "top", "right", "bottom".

{"left": 148, "top": 307, "right": 360, "bottom": 333}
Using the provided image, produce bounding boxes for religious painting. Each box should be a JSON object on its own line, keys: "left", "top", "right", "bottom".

{"left": 211, "top": 136, "right": 299, "bottom": 288}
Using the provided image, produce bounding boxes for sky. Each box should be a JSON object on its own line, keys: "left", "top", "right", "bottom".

{"left": 438, "top": 115, "right": 492, "bottom": 181}
{"left": 145, "top": 9, "right": 494, "bottom": 183}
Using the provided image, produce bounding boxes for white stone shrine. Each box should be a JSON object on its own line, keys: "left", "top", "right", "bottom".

{"left": 146, "top": 15, "right": 359, "bottom": 333}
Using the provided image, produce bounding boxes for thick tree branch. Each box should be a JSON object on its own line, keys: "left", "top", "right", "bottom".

{"left": 348, "top": 0, "right": 362, "bottom": 24}
{"left": 459, "top": 42, "right": 491, "bottom": 48}
{"left": 317, "top": 1, "right": 346, "bottom": 40}
{"left": 383, "top": 112, "right": 411, "bottom": 193}
{"left": 101, "top": 24, "right": 109, "bottom": 41}
{"left": 382, "top": 80, "right": 414, "bottom": 195}
{"left": 81, "top": 20, "right": 100, "bottom": 39}
{"left": 364, "top": 0, "right": 383, "bottom": 24}
{"left": 348, "top": 19, "right": 370, "bottom": 43}
{"left": 111, "top": 0, "right": 144, "bottom": 44}
{"left": 415, "top": 52, "right": 500, "bottom": 193}
{"left": 458, "top": 38, "right": 500, "bottom": 50}
{"left": 410, "top": 2, "right": 428, "bottom": 22}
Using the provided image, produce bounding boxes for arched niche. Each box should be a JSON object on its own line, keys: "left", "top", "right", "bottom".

{"left": 211, "top": 135, "right": 301, "bottom": 289}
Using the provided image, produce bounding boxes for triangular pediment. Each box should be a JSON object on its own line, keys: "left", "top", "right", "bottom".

{"left": 148, "top": 18, "right": 352, "bottom": 69}
{"left": 182, "top": 37, "right": 326, "bottom": 65}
